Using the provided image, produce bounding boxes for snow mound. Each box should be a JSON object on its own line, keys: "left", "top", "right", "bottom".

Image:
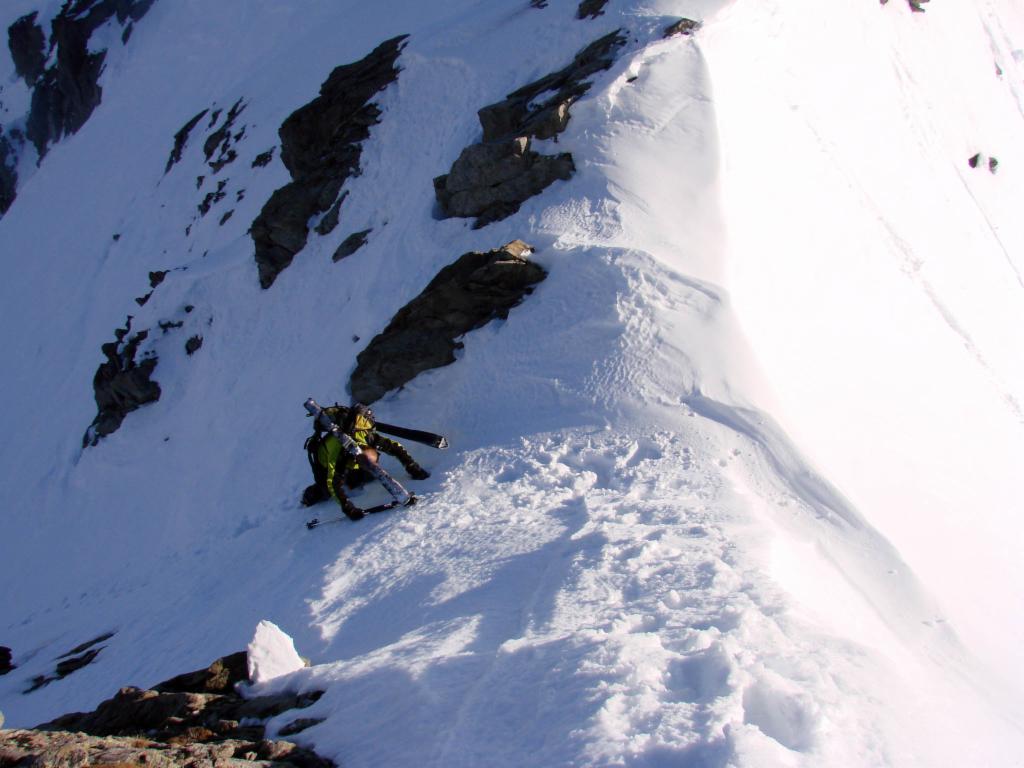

{"left": 247, "top": 621, "right": 306, "bottom": 686}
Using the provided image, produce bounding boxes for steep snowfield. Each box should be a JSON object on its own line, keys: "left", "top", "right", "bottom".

{"left": 1, "top": 0, "right": 1023, "bottom": 766}
{"left": 703, "top": 0, "right": 1024, "bottom": 688}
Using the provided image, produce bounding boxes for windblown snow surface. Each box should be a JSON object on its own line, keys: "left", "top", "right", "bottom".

{"left": 2, "top": 0, "right": 1024, "bottom": 765}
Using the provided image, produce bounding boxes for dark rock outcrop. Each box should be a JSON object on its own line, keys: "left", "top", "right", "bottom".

{"left": 84, "top": 292, "right": 204, "bottom": 443}
{"left": 165, "top": 108, "right": 209, "bottom": 173}
{"left": 5, "top": 652, "right": 335, "bottom": 767}
{"left": 25, "top": 632, "right": 115, "bottom": 692}
{"left": 0, "top": 129, "right": 17, "bottom": 215}
{"left": 350, "top": 240, "right": 546, "bottom": 403}
{"left": 577, "top": 0, "right": 610, "bottom": 19}
{"left": 880, "top": 0, "right": 929, "bottom": 10}
{"left": 40, "top": 685, "right": 324, "bottom": 740}
{"left": 0, "top": 730, "right": 331, "bottom": 768}
{"left": 204, "top": 98, "right": 246, "bottom": 173}
{"left": 314, "top": 192, "right": 347, "bottom": 236}
{"left": 57, "top": 634, "right": 115, "bottom": 663}
{"left": 476, "top": 31, "right": 625, "bottom": 144}
{"left": 84, "top": 317, "right": 161, "bottom": 446}
{"left": 154, "top": 651, "right": 248, "bottom": 695}
{"left": 61, "top": 632, "right": 116, "bottom": 658}
{"left": 434, "top": 137, "right": 574, "bottom": 228}
{"left": 134, "top": 270, "right": 168, "bottom": 306}
{"left": 24, "top": 0, "right": 156, "bottom": 159}
{"left": 434, "top": 31, "right": 625, "bottom": 227}
{"left": 333, "top": 228, "right": 371, "bottom": 261}
{"left": 252, "top": 35, "right": 408, "bottom": 289}
{"left": 967, "top": 152, "right": 999, "bottom": 173}
{"left": 252, "top": 147, "right": 275, "bottom": 168}
{"left": 7, "top": 12, "right": 46, "bottom": 86}
{"left": 0, "top": 646, "right": 13, "bottom": 676}
{"left": 1, "top": 2, "right": 153, "bottom": 217}
{"left": 199, "top": 179, "right": 228, "bottom": 216}
{"left": 664, "top": 18, "right": 702, "bottom": 37}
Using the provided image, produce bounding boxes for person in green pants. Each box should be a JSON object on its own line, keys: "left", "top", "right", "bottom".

{"left": 302, "top": 404, "right": 429, "bottom": 519}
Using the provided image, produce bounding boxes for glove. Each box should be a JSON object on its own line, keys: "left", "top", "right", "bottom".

{"left": 340, "top": 498, "right": 365, "bottom": 521}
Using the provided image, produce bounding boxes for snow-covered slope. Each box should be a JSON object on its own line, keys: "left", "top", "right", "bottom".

{"left": 2, "top": 0, "right": 1023, "bottom": 765}
{"left": 704, "top": 0, "right": 1024, "bottom": 686}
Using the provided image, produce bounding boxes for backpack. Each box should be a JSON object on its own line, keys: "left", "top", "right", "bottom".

{"left": 303, "top": 403, "right": 376, "bottom": 486}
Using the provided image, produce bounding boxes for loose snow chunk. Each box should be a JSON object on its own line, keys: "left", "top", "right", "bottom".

{"left": 247, "top": 620, "right": 305, "bottom": 684}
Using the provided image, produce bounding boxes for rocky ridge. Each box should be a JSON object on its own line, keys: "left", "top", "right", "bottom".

{"left": 433, "top": 30, "right": 625, "bottom": 227}
{"left": 0, "top": 130, "right": 15, "bottom": 215}
{"left": 251, "top": 35, "right": 408, "bottom": 289}
{"left": 7, "top": 12, "right": 46, "bottom": 87}
{"left": 2, "top": 1, "right": 155, "bottom": 217}
{"left": 83, "top": 316, "right": 161, "bottom": 447}
{"left": 576, "top": 0, "right": 610, "bottom": 19}
{"left": 0, "top": 652, "right": 333, "bottom": 768}
{"left": 25, "top": 633, "right": 116, "bottom": 694}
{"left": 84, "top": 292, "right": 204, "bottom": 446}
{"left": 350, "top": 240, "right": 547, "bottom": 403}
{"left": 76, "top": 34, "right": 410, "bottom": 444}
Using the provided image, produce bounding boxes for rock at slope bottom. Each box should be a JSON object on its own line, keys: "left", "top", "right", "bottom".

{"left": 13, "top": 651, "right": 333, "bottom": 767}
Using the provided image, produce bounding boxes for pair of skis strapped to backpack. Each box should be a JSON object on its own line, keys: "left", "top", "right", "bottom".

{"left": 316, "top": 403, "right": 449, "bottom": 450}
{"left": 374, "top": 420, "right": 449, "bottom": 450}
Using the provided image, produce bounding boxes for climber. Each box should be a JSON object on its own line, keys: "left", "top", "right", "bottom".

{"left": 301, "top": 403, "right": 429, "bottom": 520}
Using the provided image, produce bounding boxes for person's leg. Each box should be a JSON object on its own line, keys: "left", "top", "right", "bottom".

{"left": 345, "top": 447, "right": 379, "bottom": 489}
{"left": 375, "top": 436, "right": 430, "bottom": 479}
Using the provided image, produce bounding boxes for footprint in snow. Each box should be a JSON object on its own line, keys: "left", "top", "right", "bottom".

{"left": 741, "top": 673, "right": 819, "bottom": 752}
{"left": 663, "top": 644, "right": 734, "bottom": 704}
